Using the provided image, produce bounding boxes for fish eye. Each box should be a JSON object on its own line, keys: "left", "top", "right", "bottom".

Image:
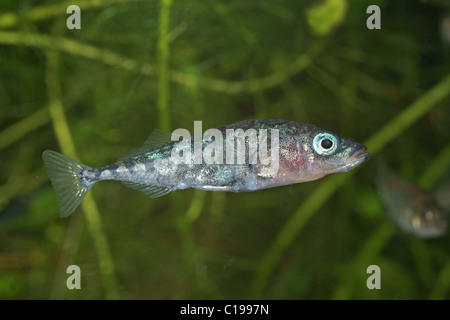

{"left": 313, "top": 132, "right": 338, "bottom": 156}
{"left": 321, "top": 139, "right": 333, "bottom": 149}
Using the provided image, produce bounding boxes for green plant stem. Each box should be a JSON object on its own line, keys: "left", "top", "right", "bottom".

{"left": 0, "top": 31, "right": 323, "bottom": 94}
{"left": 0, "top": 0, "right": 146, "bottom": 29}
{"left": 430, "top": 262, "right": 450, "bottom": 299}
{"left": 0, "top": 107, "right": 49, "bottom": 151}
{"left": 186, "top": 189, "right": 207, "bottom": 223}
{"left": 155, "top": 1, "right": 219, "bottom": 297}
{"left": 418, "top": 142, "right": 450, "bottom": 189}
{"left": 157, "top": 0, "right": 173, "bottom": 131}
{"left": 45, "top": 47, "right": 119, "bottom": 300}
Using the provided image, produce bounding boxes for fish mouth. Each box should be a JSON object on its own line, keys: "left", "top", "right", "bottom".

{"left": 341, "top": 145, "right": 370, "bottom": 172}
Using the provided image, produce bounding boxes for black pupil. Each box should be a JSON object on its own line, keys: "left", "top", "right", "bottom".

{"left": 321, "top": 139, "right": 333, "bottom": 149}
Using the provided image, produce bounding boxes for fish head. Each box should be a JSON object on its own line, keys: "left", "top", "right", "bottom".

{"left": 411, "top": 199, "right": 448, "bottom": 238}
{"left": 279, "top": 126, "right": 370, "bottom": 182}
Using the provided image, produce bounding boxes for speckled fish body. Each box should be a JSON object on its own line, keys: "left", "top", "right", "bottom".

{"left": 43, "top": 119, "right": 370, "bottom": 217}
{"left": 377, "top": 173, "right": 448, "bottom": 238}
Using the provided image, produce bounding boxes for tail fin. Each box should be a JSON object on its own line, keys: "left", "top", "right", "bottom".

{"left": 42, "top": 150, "right": 93, "bottom": 218}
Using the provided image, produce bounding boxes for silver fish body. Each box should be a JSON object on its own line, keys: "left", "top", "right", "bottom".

{"left": 43, "top": 119, "right": 370, "bottom": 217}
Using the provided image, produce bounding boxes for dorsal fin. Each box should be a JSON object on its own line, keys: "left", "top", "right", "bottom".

{"left": 118, "top": 129, "right": 180, "bottom": 161}
{"left": 122, "top": 181, "right": 172, "bottom": 198}
{"left": 143, "top": 128, "right": 178, "bottom": 150}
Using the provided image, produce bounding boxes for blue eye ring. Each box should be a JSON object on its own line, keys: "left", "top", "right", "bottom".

{"left": 312, "top": 132, "right": 338, "bottom": 156}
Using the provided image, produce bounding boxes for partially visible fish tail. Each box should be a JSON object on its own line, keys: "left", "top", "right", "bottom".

{"left": 42, "top": 150, "right": 93, "bottom": 218}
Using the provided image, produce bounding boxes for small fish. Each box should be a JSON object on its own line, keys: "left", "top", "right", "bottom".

{"left": 377, "top": 172, "right": 448, "bottom": 238}
{"left": 434, "top": 183, "right": 450, "bottom": 211}
{"left": 43, "top": 119, "right": 370, "bottom": 217}
{"left": 441, "top": 13, "right": 450, "bottom": 45}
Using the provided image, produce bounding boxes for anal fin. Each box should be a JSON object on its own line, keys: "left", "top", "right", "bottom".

{"left": 123, "top": 181, "right": 172, "bottom": 198}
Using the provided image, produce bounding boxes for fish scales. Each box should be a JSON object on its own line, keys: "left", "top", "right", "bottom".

{"left": 42, "top": 119, "right": 370, "bottom": 217}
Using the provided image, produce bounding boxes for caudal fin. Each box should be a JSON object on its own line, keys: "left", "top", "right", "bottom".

{"left": 42, "top": 150, "right": 93, "bottom": 217}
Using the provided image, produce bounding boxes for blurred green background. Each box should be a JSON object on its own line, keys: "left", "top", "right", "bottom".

{"left": 0, "top": 0, "right": 449, "bottom": 299}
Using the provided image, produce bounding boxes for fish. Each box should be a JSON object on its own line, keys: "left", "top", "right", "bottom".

{"left": 42, "top": 119, "right": 370, "bottom": 217}
{"left": 434, "top": 183, "right": 450, "bottom": 211}
{"left": 376, "top": 172, "right": 448, "bottom": 239}
{"left": 441, "top": 13, "right": 450, "bottom": 45}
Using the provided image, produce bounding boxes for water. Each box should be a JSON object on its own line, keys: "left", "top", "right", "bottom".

{"left": 0, "top": 0, "right": 449, "bottom": 300}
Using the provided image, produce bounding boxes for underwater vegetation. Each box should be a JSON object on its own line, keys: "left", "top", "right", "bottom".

{"left": 0, "top": 0, "right": 449, "bottom": 299}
